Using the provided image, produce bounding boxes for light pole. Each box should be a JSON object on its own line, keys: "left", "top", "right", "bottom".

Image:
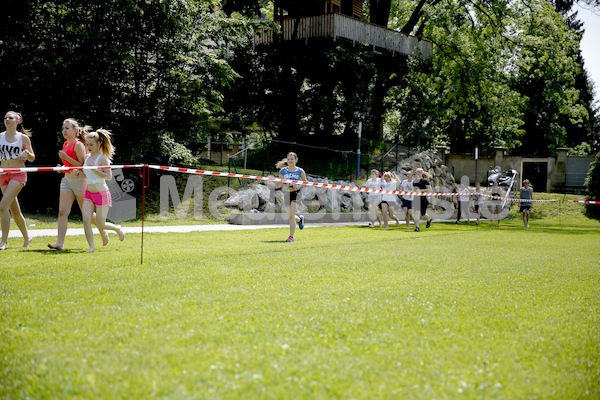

{"left": 474, "top": 146, "right": 479, "bottom": 184}
{"left": 356, "top": 121, "right": 362, "bottom": 180}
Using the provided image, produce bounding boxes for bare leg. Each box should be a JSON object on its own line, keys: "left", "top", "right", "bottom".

{"left": 0, "top": 181, "right": 27, "bottom": 250}
{"left": 82, "top": 200, "right": 96, "bottom": 253}
{"left": 49, "top": 190, "right": 76, "bottom": 250}
{"left": 369, "top": 199, "right": 377, "bottom": 227}
{"left": 94, "top": 204, "right": 110, "bottom": 247}
{"left": 390, "top": 208, "right": 400, "bottom": 226}
{"left": 404, "top": 208, "right": 412, "bottom": 229}
{"left": 75, "top": 195, "right": 124, "bottom": 244}
{"left": 288, "top": 200, "right": 297, "bottom": 238}
{"left": 381, "top": 203, "right": 389, "bottom": 229}
{"left": 9, "top": 197, "right": 31, "bottom": 248}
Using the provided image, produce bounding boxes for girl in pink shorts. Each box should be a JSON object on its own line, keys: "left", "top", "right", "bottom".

{"left": 0, "top": 111, "right": 35, "bottom": 250}
{"left": 82, "top": 129, "right": 116, "bottom": 253}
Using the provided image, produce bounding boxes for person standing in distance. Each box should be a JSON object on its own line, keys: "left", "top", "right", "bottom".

{"left": 455, "top": 178, "right": 471, "bottom": 224}
{"left": 379, "top": 171, "right": 400, "bottom": 230}
{"left": 277, "top": 152, "right": 306, "bottom": 243}
{"left": 413, "top": 167, "right": 433, "bottom": 232}
{"left": 400, "top": 170, "right": 415, "bottom": 230}
{"left": 471, "top": 182, "right": 484, "bottom": 225}
{"left": 365, "top": 169, "right": 382, "bottom": 228}
{"left": 519, "top": 179, "right": 533, "bottom": 228}
{"left": 0, "top": 111, "right": 35, "bottom": 250}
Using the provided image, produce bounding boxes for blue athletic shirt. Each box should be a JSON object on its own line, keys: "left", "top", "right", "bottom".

{"left": 279, "top": 167, "right": 304, "bottom": 188}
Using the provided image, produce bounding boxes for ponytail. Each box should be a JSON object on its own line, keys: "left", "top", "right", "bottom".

{"left": 275, "top": 158, "right": 288, "bottom": 169}
{"left": 88, "top": 128, "right": 115, "bottom": 161}
{"left": 276, "top": 152, "right": 298, "bottom": 169}
{"left": 63, "top": 118, "right": 91, "bottom": 140}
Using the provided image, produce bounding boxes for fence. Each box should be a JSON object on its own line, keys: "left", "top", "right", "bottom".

{"left": 226, "top": 140, "right": 416, "bottom": 181}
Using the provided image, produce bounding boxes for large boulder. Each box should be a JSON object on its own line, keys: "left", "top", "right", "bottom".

{"left": 222, "top": 151, "right": 456, "bottom": 214}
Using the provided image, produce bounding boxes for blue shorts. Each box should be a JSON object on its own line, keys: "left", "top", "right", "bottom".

{"left": 401, "top": 198, "right": 412, "bottom": 209}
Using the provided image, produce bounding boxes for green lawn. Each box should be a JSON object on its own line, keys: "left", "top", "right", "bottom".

{"left": 1, "top": 213, "right": 599, "bottom": 398}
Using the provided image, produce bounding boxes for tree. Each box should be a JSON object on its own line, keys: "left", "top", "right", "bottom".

{"left": 512, "top": 1, "right": 588, "bottom": 156}
{"left": 1, "top": 0, "right": 249, "bottom": 211}
{"left": 382, "top": 0, "right": 597, "bottom": 155}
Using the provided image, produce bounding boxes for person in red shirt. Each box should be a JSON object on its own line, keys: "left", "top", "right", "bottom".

{"left": 48, "top": 119, "right": 124, "bottom": 250}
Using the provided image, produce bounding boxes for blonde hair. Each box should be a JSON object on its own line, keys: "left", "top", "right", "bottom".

{"left": 275, "top": 152, "right": 298, "bottom": 169}
{"left": 63, "top": 118, "right": 91, "bottom": 141}
{"left": 416, "top": 168, "right": 432, "bottom": 179}
{"left": 6, "top": 111, "right": 32, "bottom": 137}
{"left": 86, "top": 129, "right": 115, "bottom": 161}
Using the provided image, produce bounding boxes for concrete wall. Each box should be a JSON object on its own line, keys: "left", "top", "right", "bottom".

{"left": 444, "top": 147, "right": 592, "bottom": 192}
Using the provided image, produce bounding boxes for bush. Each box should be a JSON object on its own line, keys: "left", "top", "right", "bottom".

{"left": 584, "top": 152, "right": 600, "bottom": 220}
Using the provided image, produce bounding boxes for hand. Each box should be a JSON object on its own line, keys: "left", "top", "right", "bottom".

{"left": 20, "top": 150, "right": 29, "bottom": 161}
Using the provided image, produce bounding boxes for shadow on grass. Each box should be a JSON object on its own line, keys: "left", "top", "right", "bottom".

{"left": 447, "top": 220, "right": 600, "bottom": 236}
{"left": 25, "top": 248, "right": 88, "bottom": 254}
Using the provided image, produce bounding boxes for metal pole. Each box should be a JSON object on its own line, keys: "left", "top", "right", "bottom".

{"left": 243, "top": 135, "right": 248, "bottom": 169}
{"left": 475, "top": 146, "right": 479, "bottom": 184}
{"left": 356, "top": 121, "right": 362, "bottom": 179}
{"left": 139, "top": 164, "right": 150, "bottom": 265}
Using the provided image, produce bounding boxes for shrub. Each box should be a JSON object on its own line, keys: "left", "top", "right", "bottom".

{"left": 584, "top": 151, "right": 600, "bottom": 220}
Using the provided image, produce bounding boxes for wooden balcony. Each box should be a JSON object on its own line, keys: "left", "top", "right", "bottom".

{"left": 254, "top": 14, "right": 432, "bottom": 58}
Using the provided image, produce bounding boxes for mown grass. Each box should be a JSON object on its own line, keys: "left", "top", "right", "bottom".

{"left": 1, "top": 214, "right": 599, "bottom": 399}
{"left": 17, "top": 192, "right": 591, "bottom": 230}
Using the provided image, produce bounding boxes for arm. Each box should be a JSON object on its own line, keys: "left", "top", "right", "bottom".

{"left": 58, "top": 141, "right": 86, "bottom": 166}
{"left": 20, "top": 136, "right": 35, "bottom": 162}
{"left": 425, "top": 179, "right": 432, "bottom": 193}
{"left": 291, "top": 170, "right": 307, "bottom": 192}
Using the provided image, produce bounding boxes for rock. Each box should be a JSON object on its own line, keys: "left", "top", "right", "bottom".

{"left": 222, "top": 151, "right": 457, "bottom": 214}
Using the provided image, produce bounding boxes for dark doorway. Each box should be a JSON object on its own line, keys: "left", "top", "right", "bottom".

{"left": 522, "top": 162, "right": 547, "bottom": 192}
{"left": 341, "top": 0, "right": 353, "bottom": 16}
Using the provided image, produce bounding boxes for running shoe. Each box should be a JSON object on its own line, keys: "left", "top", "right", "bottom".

{"left": 426, "top": 219, "right": 432, "bottom": 228}
{"left": 414, "top": 227, "right": 420, "bottom": 232}
{"left": 298, "top": 215, "right": 305, "bottom": 230}
{"left": 286, "top": 236, "right": 294, "bottom": 242}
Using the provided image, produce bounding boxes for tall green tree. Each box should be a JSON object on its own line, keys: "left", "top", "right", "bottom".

{"left": 1, "top": 0, "right": 249, "bottom": 212}
{"left": 383, "top": 0, "right": 596, "bottom": 155}
{"left": 512, "top": 0, "right": 588, "bottom": 155}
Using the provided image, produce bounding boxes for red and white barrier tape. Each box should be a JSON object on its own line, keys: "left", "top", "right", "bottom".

{"left": 0, "top": 163, "right": 560, "bottom": 202}
{"left": 572, "top": 200, "right": 599, "bottom": 204}
{"left": 147, "top": 165, "right": 557, "bottom": 202}
{"left": 0, "top": 164, "right": 144, "bottom": 173}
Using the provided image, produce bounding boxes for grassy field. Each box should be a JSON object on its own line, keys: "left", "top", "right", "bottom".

{"left": 1, "top": 198, "right": 599, "bottom": 399}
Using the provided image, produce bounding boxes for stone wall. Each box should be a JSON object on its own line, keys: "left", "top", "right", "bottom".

{"left": 223, "top": 151, "right": 458, "bottom": 215}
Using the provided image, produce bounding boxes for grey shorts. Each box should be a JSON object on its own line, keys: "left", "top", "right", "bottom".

{"left": 60, "top": 176, "right": 87, "bottom": 197}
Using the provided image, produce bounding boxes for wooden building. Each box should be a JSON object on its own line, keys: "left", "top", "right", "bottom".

{"left": 256, "top": 0, "right": 432, "bottom": 58}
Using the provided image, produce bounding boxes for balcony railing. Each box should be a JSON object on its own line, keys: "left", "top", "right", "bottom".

{"left": 254, "top": 14, "right": 432, "bottom": 58}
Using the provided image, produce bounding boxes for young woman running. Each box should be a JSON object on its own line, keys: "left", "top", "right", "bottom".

{"left": 81, "top": 129, "right": 119, "bottom": 253}
{"left": 277, "top": 152, "right": 306, "bottom": 242}
{"left": 48, "top": 119, "right": 124, "bottom": 250}
{"left": 0, "top": 111, "right": 35, "bottom": 250}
